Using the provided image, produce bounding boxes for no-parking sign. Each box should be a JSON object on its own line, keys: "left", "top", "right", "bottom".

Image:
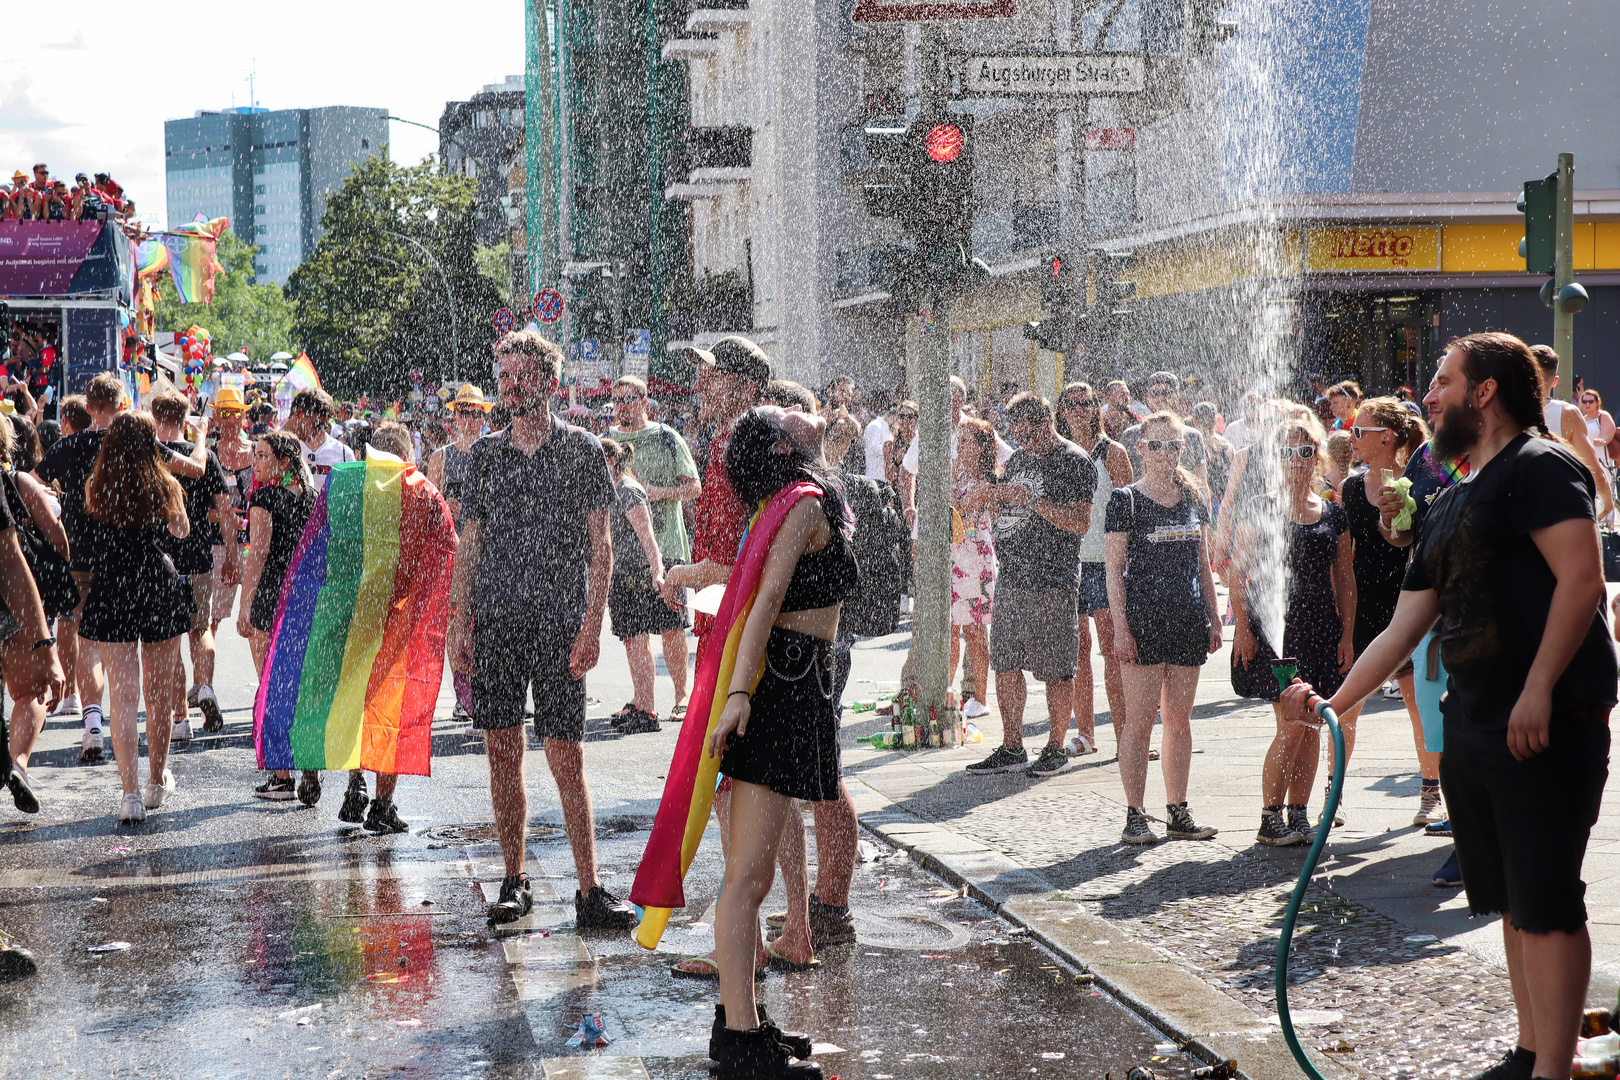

{"left": 493, "top": 308, "right": 516, "bottom": 334}
{"left": 533, "top": 288, "right": 565, "bottom": 324}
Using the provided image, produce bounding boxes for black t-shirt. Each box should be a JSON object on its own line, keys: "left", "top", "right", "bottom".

{"left": 248, "top": 484, "right": 314, "bottom": 607}
{"left": 160, "top": 439, "right": 228, "bottom": 574}
{"left": 992, "top": 438, "right": 1096, "bottom": 591}
{"left": 1104, "top": 484, "right": 1210, "bottom": 622}
{"left": 39, "top": 429, "right": 187, "bottom": 573}
{"left": 1342, "top": 472, "right": 1408, "bottom": 634}
{"left": 1404, "top": 433, "right": 1617, "bottom": 727}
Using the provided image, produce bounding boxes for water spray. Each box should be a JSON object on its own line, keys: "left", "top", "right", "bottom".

{"left": 1269, "top": 657, "right": 1345, "bottom": 1080}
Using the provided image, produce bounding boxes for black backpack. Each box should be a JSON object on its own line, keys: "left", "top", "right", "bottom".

{"left": 838, "top": 471, "right": 907, "bottom": 638}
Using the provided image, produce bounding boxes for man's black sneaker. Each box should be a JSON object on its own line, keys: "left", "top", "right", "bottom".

{"left": 1256, "top": 807, "right": 1305, "bottom": 846}
{"left": 618, "top": 708, "right": 661, "bottom": 735}
{"left": 297, "top": 771, "right": 322, "bottom": 807}
{"left": 965, "top": 746, "right": 1029, "bottom": 775}
{"left": 1433, "top": 848, "right": 1463, "bottom": 887}
{"left": 363, "top": 799, "right": 409, "bottom": 834}
{"left": 711, "top": 1004, "right": 814, "bottom": 1063}
{"left": 337, "top": 773, "right": 369, "bottom": 823}
{"left": 1166, "top": 802, "right": 1218, "bottom": 840}
{"left": 1026, "top": 745, "right": 1074, "bottom": 778}
{"left": 1473, "top": 1046, "right": 1535, "bottom": 1080}
{"left": 576, "top": 884, "right": 639, "bottom": 930}
{"left": 0, "top": 946, "right": 38, "bottom": 984}
{"left": 1121, "top": 807, "right": 1160, "bottom": 845}
{"left": 487, "top": 874, "right": 533, "bottom": 924}
{"left": 8, "top": 766, "right": 40, "bottom": 815}
{"left": 1287, "top": 804, "right": 1317, "bottom": 844}
{"left": 253, "top": 776, "right": 296, "bottom": 800}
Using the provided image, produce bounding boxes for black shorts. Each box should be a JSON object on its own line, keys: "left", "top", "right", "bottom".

{"left": 1441, "top": 709, "right": 1610, "bottom": 933}
{"left": 470, "top": 615, "right": 587, "bottom": 741}
{"left": 1126, "top": 607, "right": 1210, "bottom": 668}
{"left": 720, "top": 628, "right": 841, "bottom": 802}
{"left": 79, "top": 566, "right": 194, "bottom": 644}
{"left": 608, "top": 570, "right": 689, "bottom": 640}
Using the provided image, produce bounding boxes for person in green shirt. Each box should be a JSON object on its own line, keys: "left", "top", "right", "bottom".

{"left": 607, "top": 376, "right": 702, "bottom": 716}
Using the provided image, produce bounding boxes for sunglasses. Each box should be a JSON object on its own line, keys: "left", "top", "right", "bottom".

{"left": 1582, "top": 397, "right": 1599, "bottom": 404}
{"left": 1278, "top": 445, "right": 1318, "bottom": 460}
{"left": 455, "top": 408, "right": 484, "bottom": 418}
{"left": 215, "top": 408, "right": 245, "bottom": 417}
{"left": 611, "top": 394, "right": 643, "bottom": 404}
{"left": 1140, "top": 438, "right": 1183, "bottom": 454}
{"left": 1350, "top": 426, "right": 1389, "bottom": 438}
{"left": 896, "top": 410, "right": 918, "bottom": 420}
{"left": 1060, "top": 398, "right": 1095, "bottom": 410}
{"left": 1147, "top": 386, "right": 1175, "bottom": 396}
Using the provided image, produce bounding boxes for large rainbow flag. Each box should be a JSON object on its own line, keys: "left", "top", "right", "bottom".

{"left": 630, "top": 481, "right": 820, "bottom": 949}
{"left": 254, "top": 451, "right": 457, "bottom": 776}
{"left": 161, "top": 216, "right": 229, "bottom": 305}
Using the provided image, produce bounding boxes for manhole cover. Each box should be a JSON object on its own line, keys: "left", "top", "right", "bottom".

{"left": 853, "top": 912, "right": 972, "bottom": 951}
{"left": 421, "top": 822, "right": 561, "bottom": 844}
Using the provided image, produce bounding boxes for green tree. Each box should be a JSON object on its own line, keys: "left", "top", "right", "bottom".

{"left": 286, "top": 154, "right": 501, "bottom": 396}
{"left": 156, "top": 230, "right": 295, "bottom": 361}
{"left": 475, "top": 241, "right": 512, "bottom": 307}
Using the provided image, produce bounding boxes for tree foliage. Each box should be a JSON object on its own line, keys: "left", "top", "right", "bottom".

{"left": 156, "top": 230, "right": 295, "bottom": 361}
{"left": 286, "top": 155, "right": 501, "bottom": 395}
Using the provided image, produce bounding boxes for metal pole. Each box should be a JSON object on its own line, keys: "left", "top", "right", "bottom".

{"left": 385, "top": 230, "right": 459, "bottom": 384}
{"left": 646, "top": 0, "right": 665, "bottom": 378}
{"left": 1554, "top": 151, "right": 1575, "bottom": 395}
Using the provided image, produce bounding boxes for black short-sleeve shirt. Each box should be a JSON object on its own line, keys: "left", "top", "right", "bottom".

{"left": 1403, "top": 433, "right": 1617, "bottom": 727}
{"left": 160, "top": 439, "right": 228, "bottom": 574}
{"left": 461, "top": 416, "right": 615, "bottom": 624}
{"left": 992, "top": 437, "right": 1096, "bottom": 591}
{"left": 39, "top": 429, "right": 112, "bottom": 572}
{"left": 1104, "top": 484, "right": 1210, "bottom": 621}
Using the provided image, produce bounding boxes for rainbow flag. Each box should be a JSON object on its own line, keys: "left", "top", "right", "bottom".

{"left": 253, "top": 452, "right": 457, "bottom": 776}
{"left": 162, "top": 215, "right": 230, "bottom": 305}
{"left": 383, "top": 399, "right": 402, "bottom": 421}
{"left": 630, "top": 481, "right": 821, "bottom": 949}
{"left": 282, "top": 352, "right": 322, "bottom": 394}
{"left": 135, "top": 240, "right": 170, "bottom": 277}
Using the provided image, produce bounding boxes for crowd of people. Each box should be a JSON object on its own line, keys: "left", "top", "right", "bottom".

{"left": 0, "top": 164, "right": 133, "bottom": 222}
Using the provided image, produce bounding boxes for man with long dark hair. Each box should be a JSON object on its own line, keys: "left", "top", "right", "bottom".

{"left": 1284, "top": 332, "right": 1616, "bottom": 1080}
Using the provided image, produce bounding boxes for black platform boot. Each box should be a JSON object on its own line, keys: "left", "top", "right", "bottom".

{"left": 711, "top": 1024, "right": 822, "bottom": 1080}
{"left": 710, "top": 1004, "right": 814, "bottom": 1064}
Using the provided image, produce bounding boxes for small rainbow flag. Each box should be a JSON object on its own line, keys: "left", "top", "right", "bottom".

{"left": 383, "top": 399, "right": 402, "bottom": 421}
{"left": 253, "top": 452, "right": 457, "bottom": 776}
{"left": 282, "top": 351, "right": 322, "bottom": 394}
{"left": 630, "top": 481, "right": 821, "bottom": 949}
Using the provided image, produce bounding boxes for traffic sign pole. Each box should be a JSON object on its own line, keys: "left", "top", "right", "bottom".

{"left": 1554, "top": 152, "right": 1575, "bottom": 396}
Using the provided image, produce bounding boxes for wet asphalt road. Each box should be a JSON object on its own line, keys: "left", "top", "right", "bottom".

{"left": 0, "top": 627, "right": 1211, "bottom": 1079}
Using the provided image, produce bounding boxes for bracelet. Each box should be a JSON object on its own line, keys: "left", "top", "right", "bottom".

{"left": 31, "top": 636, "right": 55, "bottom": 651}
{"left": 728, "top": 690, "right": 750, "bottom": 700}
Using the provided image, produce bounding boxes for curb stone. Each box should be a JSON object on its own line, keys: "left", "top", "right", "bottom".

{"left": 845, "top": 777, "right": 1360, "bottom": 1080}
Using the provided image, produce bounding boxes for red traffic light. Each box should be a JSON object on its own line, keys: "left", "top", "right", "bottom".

{"left": 1050, "top": 255, "right": 1063, "bottom": 277}
{"left": 925, "top": 123, "right": 964, "bottom": 163}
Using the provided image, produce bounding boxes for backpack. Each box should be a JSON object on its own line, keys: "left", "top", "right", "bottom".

{"left": 838, "top": 471, "right": 907, "bottom": 638}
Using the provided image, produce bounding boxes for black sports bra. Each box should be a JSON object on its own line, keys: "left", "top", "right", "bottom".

{"left": 779, "top": 533, "right": 858, "bottom": 612}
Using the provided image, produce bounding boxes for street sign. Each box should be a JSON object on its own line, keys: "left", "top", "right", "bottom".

{"left": 852, "top": 0, "right": 1014, "bottom": 21}
{"left": 532, "top": 288, "right": 565, "bottom": 324}
{"left": 624, "top": 328, "right": 650, "bottom": 379}
{"left": 492, "top": 307, "right": 516, "bottom": 334}
{"left": 1085, "top": 126, "right": 1137, "bottom": 150}
{"left": 959, "top": 54, "right": 1144, "bottom": 96}
{"left": 409, "top": 368, "right": 424, "bottom": 385}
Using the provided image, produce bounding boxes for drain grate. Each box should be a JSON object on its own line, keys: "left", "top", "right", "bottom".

{"left": 853, "top": 912, "right": 972, "bottom": 951}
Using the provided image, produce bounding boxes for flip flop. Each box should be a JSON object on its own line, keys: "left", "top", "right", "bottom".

{"left": 1148, "top": 748, "right": 1160, "bottom": 761}
{"left": 765, "top": 941, "right": 820, "bottom": 973}
{"left": 669, "top": 954, "right": 767, "bottom": 980}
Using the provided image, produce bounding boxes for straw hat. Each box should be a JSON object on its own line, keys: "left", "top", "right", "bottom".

{"left": 453, "top": 384, "right": 492, "bottom": 412}
{"left": 213, "top": 385, "right": 247, "bottom": 411}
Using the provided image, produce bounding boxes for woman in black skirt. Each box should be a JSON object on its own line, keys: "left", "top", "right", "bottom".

{"left": 705, "top": 405, "right": 854, "bottom": 1080}
{"left": 79, "top": 412, "right": 193, "bottom": 826}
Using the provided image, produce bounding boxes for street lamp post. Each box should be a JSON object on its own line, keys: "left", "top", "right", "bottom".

{"left": 383, "top": 229, "right": 460, "bottom": 384}
{"left": 378, "top": 114, "right": 477, "bottom": 170}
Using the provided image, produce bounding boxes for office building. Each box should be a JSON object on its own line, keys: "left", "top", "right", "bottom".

{"left": 440, "top": 76, "right": 528, "bottom": 248}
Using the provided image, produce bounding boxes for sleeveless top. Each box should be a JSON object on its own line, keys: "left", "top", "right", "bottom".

{"left": 1077, "top": 437, "right": 1121, "bottom": 564}
{"left": 443, "top": 442, "right": 473, "bottom": 525}
{"left": 779, "top": 531, "right": 859, "bottom": 612}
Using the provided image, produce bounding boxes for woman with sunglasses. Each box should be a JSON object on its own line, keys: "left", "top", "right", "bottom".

{"left": 1056, "top": 382, "right": 1133, "bottom": 754}
{"left": 1337, "top": 397, "right": 1434, "bottom": 827}
{"left": 1104, "top": 411, "right": 1222, "bottom": 844}
{"left": 1229, "top": 414, "right": 1355, "bottom": 846}
{"left": 1577, "top": 388, "right": 1616, "bottom": 481}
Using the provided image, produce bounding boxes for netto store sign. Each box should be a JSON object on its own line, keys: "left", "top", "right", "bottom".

{"left": 960, "top": 54, "right": 1145, "bottom": 95}
{"left": 1305, "top": 227, "right": 1441, "bottom": 273}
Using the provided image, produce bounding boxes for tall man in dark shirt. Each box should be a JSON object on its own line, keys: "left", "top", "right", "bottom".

{"left": 448, "top": 331, "right": 637, "bottom": 930}
{"left": 1284, "top": 333, "right": 1616, "bottom": 1080}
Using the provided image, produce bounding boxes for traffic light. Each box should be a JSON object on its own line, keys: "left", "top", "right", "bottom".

{"left": 1519, "top": 175, "right": 1556, "bottom": 275}
{"left": 1024, "top": 313, "right": 1071, "bottom": 353}
{"left": 1093, "top": 249, "right": 1137, "bottom": 314}
{"left": 1041, "top": 252, "right": 1077, "bottom": 311}
{"left": 863, "top": 112, "right": 977, "bottom": 234}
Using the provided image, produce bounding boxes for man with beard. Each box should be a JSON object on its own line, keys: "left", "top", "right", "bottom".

{"left": 1283, "top": 332, "right": 1615, "bottom": 1080}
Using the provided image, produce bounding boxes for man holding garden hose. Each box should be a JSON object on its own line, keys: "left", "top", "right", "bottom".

{"left": 1282, "top": 332, "right": 1616, "bottom": 1080}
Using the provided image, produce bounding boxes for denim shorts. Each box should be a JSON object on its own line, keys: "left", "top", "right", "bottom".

{"left": 1080, "top": 562, "right": 1109, "bottom": 613}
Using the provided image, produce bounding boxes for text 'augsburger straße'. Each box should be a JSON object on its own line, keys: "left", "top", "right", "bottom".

{"left": 959, "top": 54, "right": 1145, "bottom": 96}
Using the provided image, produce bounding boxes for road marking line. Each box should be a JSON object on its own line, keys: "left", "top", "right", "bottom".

{"left": 539, "top": 1057, "right": 649, "bottom": 1079}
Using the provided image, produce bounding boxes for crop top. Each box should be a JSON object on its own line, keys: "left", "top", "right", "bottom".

{"left": 778, "top": 533, "right": 859, "bottom": 612}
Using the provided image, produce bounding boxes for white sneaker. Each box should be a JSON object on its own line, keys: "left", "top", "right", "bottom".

{"left": 55, "top": 693, "right": 81, "bottom": 717}
{"left": 962, "top": 697, "right": 990, "bottom": 719}
{"left": 143, "top": 769, "right": 176, "bottom": 809}
{"left": 172, "top": 719, "right": 193, "bottom": 744}
{"left": 118, "top": 792, "right": 146, "bottom": 824}
{"left": 79, "top": 727, "right": 104, "bottom": 764}
{"left": 186, "top": 684, "right": 200, "bottom": 709}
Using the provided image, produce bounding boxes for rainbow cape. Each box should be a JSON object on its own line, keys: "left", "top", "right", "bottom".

{"left": 630, "top": 481, "right": 821, "bottom": 949}
{"left": 254, "top": 451, "right": 457, "bottom": 775}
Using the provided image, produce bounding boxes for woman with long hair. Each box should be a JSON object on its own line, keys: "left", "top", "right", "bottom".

{"left": 1056, "top": 382, "right": 1133, "bottom": 754}
{"left": 703, "top": 405, "right": 853, "bottom": 1079}
{"left": 79, "top": 412, "right": 193, "bottom": 825}
{"left": 237, "top": 431, "right": 314, "bottom": 803}
{"left": 1339, "top": 397, "right": 1435, "bottom": 826}
{"left": 1230, "top": 414, "right": 1355, "bottom": 846}
{"left": 947, "top": 417, "right": 998, "bottom": 717}
{"left": 1104, "top": 411, "right": 1222, "bottom": 844}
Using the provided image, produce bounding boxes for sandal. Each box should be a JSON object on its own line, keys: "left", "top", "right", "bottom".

{"left": 670, "top": 703, "right": 687, "bottom": 719}
{"left": 1148, "top": 748, "right": 1160, "bottom": 761}
{"left": 608, "top": 702, "right": 637, "bottom": 724}
{"left": 1068, "top": 733, "right": 1096, "bottom": 756}
{"left": 765, "top": 941, "right": 821, "bottom": 973}
{"left": 669, "top": 953, "right": 768, "bottom": 980}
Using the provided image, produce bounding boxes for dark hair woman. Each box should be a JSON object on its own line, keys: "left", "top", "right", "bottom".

{"left": 80, "top": 411, "right": 193, "bottom": 825}
{"left": 237, "top": 431, "right": 313, "bottom": 802}
{"left": 705, "top": 404, "right": 853, "bottom": 1079}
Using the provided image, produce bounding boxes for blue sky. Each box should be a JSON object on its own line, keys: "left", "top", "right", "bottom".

{"left": 1, "top": 2, "right": 527, "bottom": 229}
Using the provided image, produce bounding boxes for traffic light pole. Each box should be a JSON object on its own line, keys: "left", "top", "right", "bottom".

{"left": 1554, "top": 152, "right": 1575, "bottom": 395}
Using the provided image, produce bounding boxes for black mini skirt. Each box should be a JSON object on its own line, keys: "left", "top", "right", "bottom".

{"left": 720, "top": 627, "right": 842, "bottom": 802}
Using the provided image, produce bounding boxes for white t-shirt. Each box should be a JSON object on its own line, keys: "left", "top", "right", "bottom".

{"left": 1224, "top": 416, "right": 1260, "bottom": 451}
{"left": 863, "top": 416, "right": 891, "bottom": 481}
{"left": 901, "top": 425, "right": 1015, "bottom": 476}
{"left": 303, "top": 435, "right": 356, "bottom": 493}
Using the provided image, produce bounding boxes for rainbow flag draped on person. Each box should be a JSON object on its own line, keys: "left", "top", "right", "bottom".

{"left": 630, "top": 481, "right": 821, "bottom": 949}
{"left": 254, "top": 451, "right": 457, "bottom": 776}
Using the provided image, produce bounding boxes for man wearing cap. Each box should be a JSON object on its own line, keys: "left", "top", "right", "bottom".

{"left": 1119, "top": 372, "right": 1209, "bottom": 492}
{"left": 426, "top": 384, "right": 492, "bottom": 722}
{"left": 608, "top": 374, "right": 700, "bottom": 718}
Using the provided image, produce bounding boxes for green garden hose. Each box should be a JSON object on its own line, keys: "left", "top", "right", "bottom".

{"left": 1270, "top": 658, "right": 1346, "bottom": 1080}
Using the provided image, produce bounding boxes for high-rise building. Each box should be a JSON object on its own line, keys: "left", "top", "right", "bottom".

{"left": 164, "top": 106, "right": 388, "bottom": 285}
{"left": 439, "top": 76, "right": 527, "bottom": 249}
